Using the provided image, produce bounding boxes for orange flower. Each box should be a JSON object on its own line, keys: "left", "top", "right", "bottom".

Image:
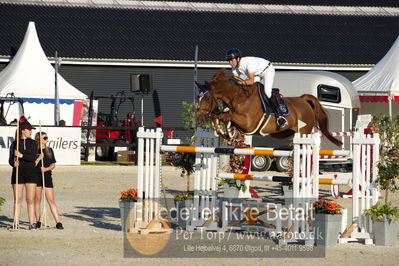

{"left": 120, "top": 188, "right": 140, "bottom": 202}
{"left": 313, "top": 199, "right": 343, "bottom": 215}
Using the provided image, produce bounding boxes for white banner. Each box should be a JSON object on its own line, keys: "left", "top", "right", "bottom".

{"left": 0, "top": 126, "right": 81, "bottom": 165}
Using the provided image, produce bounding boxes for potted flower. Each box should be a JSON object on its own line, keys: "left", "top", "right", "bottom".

{"left": 365, "top": 202, "right": 399, "bottom": 245}
{"left": 218, "top": 133, "right": 250, "bottom": 199}
{"left": 169, "top": 151, "right": 196, "bottom": 229}
{"left": 174, "top": 192, "right": 194, "bottom": 228}
{"left": 367, "top": 115, "right": 399, "bottom": 245}
{"left": 119, "top": 188, "right": 139, "bottom": 232}
{"left": 169, "top": 151, "right": 195, "bottom": 204}
{"left": 313, "top": 199, "right": 344, "bottom": 246}
{"left": 366, "top": 148, "right": 399, "bottom": 245}
{"left": 218, "top": 179, "right": 247, "bottom": 198}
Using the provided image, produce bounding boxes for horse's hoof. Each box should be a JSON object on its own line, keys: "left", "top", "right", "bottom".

{"left": 221, "top": 134, "right": 230, "bottom": 140}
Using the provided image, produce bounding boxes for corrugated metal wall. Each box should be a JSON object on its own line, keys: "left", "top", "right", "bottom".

{"left": 0, "top": 62, "right": 365, "bottom": 131}
{"left": 59, "top": 65, "right": 218, "bottom": 129}
{"left": 0, "top": 63, "right": 217, "bottom": 130}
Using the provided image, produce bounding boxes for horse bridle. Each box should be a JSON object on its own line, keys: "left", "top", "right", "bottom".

{"left": 199, "top": 93, "right": 224, "bottom": 116}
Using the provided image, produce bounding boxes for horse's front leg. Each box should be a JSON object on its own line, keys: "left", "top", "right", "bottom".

{"left": 217, "top": 113, "right": 239, "bottom": 139}
{"left": 211, "top": 114, "right": 229, "bottom": 139}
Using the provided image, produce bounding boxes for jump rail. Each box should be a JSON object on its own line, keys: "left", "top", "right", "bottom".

{"left": 218, "top": 173, "right": 350, "bottom": 185}
{"left": 130, "top": 124, "right": 380, "bottom": 245}
{"left": 161, "top": 145, "right": 350, "bottom": 157}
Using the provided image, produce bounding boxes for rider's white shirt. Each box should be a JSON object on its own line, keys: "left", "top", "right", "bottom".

{"left": 232, "top": 56, "right": 270, "bottom": 78}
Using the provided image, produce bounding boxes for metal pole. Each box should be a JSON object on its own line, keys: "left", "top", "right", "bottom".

{"left": 13, "top": 120, "right": 20, "bottom": 229}
{"left": 193, "top": 45, "right": 198, "bottom": 103}
{"left": 141, "top": 94, "right": 144, "bottom": 127}
{"left": 84, "top": 91, "right": 94, "bottom": 161}
{"left": 54, "top": 51, "right": 60, "bottom": 126}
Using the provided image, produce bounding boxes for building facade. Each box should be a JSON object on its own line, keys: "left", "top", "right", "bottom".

{"left": 1, "top": 0, "right": 399, "bottom": 129}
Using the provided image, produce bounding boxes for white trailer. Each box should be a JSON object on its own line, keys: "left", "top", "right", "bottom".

{"left": 251, "top": 71, "right": 361, "bottom": 172}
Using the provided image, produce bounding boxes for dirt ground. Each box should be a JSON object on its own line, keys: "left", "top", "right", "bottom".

{"left": 0, "top": 165, "right": 398, "bottom": 265}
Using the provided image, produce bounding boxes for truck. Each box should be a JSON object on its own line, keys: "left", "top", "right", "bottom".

{"left": 250, "top": 71, "right": 360, "bottom": 172}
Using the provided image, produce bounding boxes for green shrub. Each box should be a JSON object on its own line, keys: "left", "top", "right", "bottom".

{"left": 365, "top": 202, "right": 399, "bottom": 221}
{"left": 370, "top": 115, "right": 399, "bottom": 203}
{"left": 0, "top": 197, "right": 5, "bottom": 212}
{"left": 218, "top": 179, "right": 247, "bottom": 193}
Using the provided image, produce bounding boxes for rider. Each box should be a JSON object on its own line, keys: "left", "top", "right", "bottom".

{"left": 225, "top": 48, "right": 287, "bottom": 127}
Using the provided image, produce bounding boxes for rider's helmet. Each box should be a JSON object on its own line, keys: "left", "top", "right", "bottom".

{"left": 225, "top": 48, "right": 242, "bottom": 61}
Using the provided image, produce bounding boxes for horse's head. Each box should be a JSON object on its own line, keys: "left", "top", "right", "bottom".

{"left": 196, "top": 81, "right": 218, "bottom": 125}
{"left": 196, "top": 68, "right": 247, "bottom": 125}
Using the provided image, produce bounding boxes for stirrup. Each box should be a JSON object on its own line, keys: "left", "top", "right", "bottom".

{"left": 277, "top": 116, "right": 287, "bottom": 127}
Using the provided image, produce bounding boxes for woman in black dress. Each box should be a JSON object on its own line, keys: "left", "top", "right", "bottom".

{"left": 8, "top": 121, "right": 42, "bottom": 229}
{"left": 34, "top": 132, "right": 63, "bottom": 229}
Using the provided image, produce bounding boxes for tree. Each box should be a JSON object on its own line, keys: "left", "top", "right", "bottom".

{"left": 370, "top": 115, "right": 399, "bottom": 203}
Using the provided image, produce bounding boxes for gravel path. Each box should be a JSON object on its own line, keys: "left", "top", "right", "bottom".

{"left": 0, "top": 165, "right": 398, "bottom": 265}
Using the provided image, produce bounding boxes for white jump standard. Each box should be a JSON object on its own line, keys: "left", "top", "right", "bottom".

{"left": 130, "top": 125, "right": 380, "bottom": 245}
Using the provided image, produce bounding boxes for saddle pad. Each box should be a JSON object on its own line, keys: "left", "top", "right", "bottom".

{"left": 257, "top": 84, "right": 289, "bottom": 116}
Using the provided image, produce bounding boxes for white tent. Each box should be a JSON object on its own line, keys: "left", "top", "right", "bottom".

{"left": 353, "top": 37, "right": 399, "bottom": 117}
{"left": 0, "top": 21, "right": 87, "bottom": 125}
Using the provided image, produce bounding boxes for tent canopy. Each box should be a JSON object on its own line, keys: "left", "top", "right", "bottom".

{"left": 0, "top": 21, "right": 87, "bottom": 101}
{"left": 353, "top": 36, "right": 399, "bottom": 103}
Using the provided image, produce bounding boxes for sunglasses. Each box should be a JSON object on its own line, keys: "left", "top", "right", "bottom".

{"left": 43, "top": 137, "right": 48, "bottom": 140}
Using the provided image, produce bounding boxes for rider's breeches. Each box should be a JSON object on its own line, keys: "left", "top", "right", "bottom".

{"left": 260, "top": 65, "right": 275, "bottom": 98}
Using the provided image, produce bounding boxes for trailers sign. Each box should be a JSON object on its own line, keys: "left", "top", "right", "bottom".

{"left": 0, "top": 126, "right": 81, "bottom": 165}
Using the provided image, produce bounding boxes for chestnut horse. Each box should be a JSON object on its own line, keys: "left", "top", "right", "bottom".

{"left": 197, "top": 69, "right": 342, "bottom": 146}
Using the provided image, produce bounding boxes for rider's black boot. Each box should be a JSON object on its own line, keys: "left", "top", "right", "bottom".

{"left": 268, "top": 94, "right": 287, "bottom": 128}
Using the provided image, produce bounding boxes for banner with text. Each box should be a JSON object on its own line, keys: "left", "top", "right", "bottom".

{"left": 0, "top": 126, "right": 81, "bottom": 165}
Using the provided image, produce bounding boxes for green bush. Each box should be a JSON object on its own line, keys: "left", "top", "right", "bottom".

{"left": 370, "top": 115, "right": 399, "bottom": 203}
{"left": 174, "top": 192, "right": 194, "bottom": 203}
{"left": 365, "top": 202, "right": 399, "bottom": 221}
{"left": 0, "top": 197, "right": 5, "bottom": 212}
{"left": 171, "top": 101, "right": 209, "bottom": 200}
{"left": 218, "top": 179, "right": 247, "bottom": 193}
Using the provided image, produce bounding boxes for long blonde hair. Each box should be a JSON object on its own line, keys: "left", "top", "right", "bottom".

{"left": 35, "top": 132, "right": 52, "bottom": 158}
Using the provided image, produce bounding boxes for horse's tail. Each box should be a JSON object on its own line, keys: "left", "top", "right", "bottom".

{"left": 301, "top": 94, "right": 343, "bottom": 146}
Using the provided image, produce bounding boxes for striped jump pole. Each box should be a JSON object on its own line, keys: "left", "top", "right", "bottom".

{"left": 218, "top": 173, "right": 350, "bottom": 185}
{"left": 161, "top": 145, "right": 350, "bottom": 157}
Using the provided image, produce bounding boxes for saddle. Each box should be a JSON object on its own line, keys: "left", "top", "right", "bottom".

{"left": 256, "top": 83, "right": 289, "bottom": 116}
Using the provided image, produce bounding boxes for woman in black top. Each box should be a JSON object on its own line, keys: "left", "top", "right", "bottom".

{"left": 34, "top": 132, "right": 63, "bottom": 229}
{"left": 8, "top": 121, "right": 42, "bottom": 229}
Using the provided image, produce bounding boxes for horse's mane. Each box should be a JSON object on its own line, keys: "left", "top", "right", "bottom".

{"left": 211, "top": 69, "right": 257, "bottom": 96}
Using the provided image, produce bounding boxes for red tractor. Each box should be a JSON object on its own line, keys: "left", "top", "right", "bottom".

{"left": 93, "top": 91, "right": 139, "bottom": 161}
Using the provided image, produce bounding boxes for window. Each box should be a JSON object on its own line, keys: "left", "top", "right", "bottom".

{"left": 317, "top": 84, "right": 341, "bottom": 103}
